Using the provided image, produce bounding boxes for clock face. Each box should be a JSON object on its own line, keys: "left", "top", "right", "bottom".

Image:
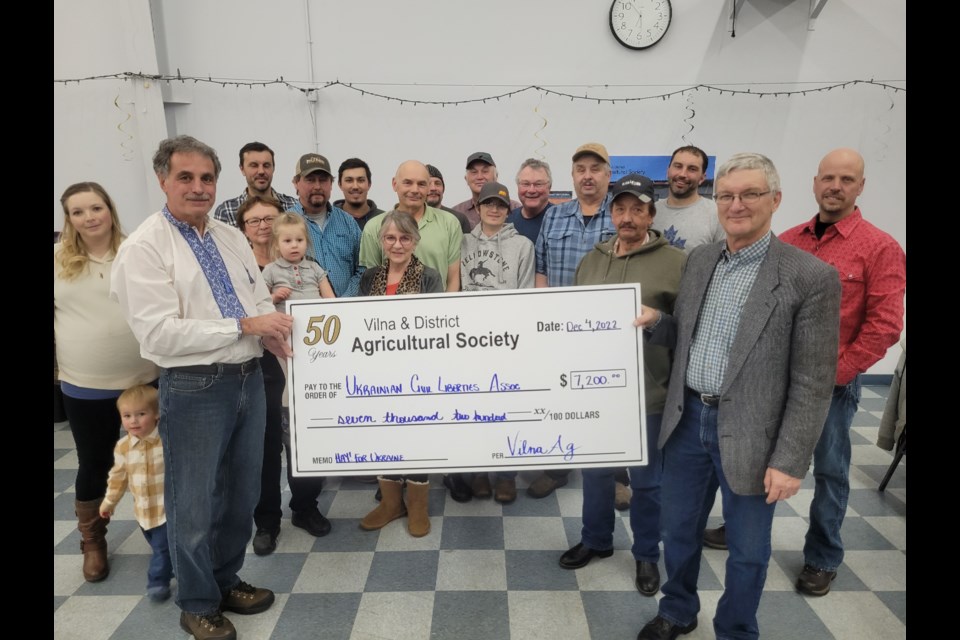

{"left": 609, "top": 0, "right": 672, "bottom": 50}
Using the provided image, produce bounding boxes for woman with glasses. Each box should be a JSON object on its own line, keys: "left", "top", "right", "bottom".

{"left": 358, "top": 210, "right": 443, "bottom": 537}
{"left": 236, "top": 196, "right": 327, "bottom": 554}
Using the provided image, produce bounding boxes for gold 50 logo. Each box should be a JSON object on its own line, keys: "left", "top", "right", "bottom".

{"left": 303, "top": 315, "right": 341, "bottom": 346}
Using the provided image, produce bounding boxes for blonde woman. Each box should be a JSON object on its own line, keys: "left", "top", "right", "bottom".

{"left": 54, "top": 182, "right": 157, "bottom": 581}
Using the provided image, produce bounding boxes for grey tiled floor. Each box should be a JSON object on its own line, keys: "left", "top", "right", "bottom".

{"left": 53, "top": 385, "right": 906, "bottom": 639}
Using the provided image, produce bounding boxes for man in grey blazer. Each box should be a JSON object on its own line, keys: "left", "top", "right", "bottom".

{"left": 635, "top": 153, "right": 841, "bottom": 640}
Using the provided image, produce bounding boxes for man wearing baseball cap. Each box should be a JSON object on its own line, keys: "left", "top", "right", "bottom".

{"left": 559, "top": 173, "right": 685, "bottom": 599}
{"left": 290, "top": 152, "right": 364, "bottom": 298}
{"left": 528, "top": 142, "right": 616, "bottom": 499}
{"left": 453, "top": 152, "right": 521, "bottom": 231}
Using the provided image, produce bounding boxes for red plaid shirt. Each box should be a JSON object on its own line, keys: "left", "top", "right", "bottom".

{"left": 780, "top": 208, "right": 905, "bottom": 385}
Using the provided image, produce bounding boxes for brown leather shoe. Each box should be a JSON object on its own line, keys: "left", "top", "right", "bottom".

{"left": 526, "top": 472, "right": 568, "bottom": 499}
{"left": 703, "top": 524, "right": 728, "bottom": 550}
{"left": 796, "top": 564, "right": 837, "bottom": 596}
{"left": 615, "top": 482, "right": 631, "bottom": 511}
{"left": 220, "top": 580, "right": 275, "bottom": 615}
{"left": 180, "top": 611, "right": 237, "bottom": 640}
{"left": 636, "top": 615, "right": 697, "bottom": 639}
{"left": 493, "top": 476, "right": 517, "bottom": 504}
{"left": 75, "top": 498, "right": 109, "bottom": 582}
{"left": 471, "top": 473, "right": 492, "bottom": 499}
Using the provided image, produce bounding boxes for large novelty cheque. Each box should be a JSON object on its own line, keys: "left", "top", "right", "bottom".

{"left": 287, "top": 284, "right": 648, "bottom": 476}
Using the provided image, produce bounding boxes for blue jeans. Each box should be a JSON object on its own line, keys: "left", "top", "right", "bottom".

{"left": 142, "top": 523, "right": 173, "bottom": 589}
{"left": 159, "top": 361, "right": 265, "bottom": 616}
{"left": 658, "top": 393, "right": 775, "bottom": 640}
{"left": 580, "top": 414, "right": 662, "bottom": 562}
{"left": 804, "top": 376, "right": 861, "bottom": 571}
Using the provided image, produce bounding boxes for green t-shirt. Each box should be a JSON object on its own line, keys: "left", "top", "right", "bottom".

{"left": 359, "top": 206, "right": 462, "bottom": 289}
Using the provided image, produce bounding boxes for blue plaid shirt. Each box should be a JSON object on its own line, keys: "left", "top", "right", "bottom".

{"left": 213, "top": 189, "right": 299, "bottom": 227}
{"left": 686, "top": 232, "right": 772, "bottom": 395}
{"left": 290, "top": 201, "right": 364, "bottom": 298}
{"left": 534, "top": 194, "right": 614, "bottom": 287}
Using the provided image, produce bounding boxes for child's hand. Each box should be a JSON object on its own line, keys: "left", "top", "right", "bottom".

{"left": 100, "top": 511, "right": 112, "bottom": 520}
{"left": 272, "top": 287, "right": 293, "bottom": 304}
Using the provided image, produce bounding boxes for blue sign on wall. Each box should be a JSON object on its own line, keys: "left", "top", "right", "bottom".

{"left": 609, "top": 155, "right": 716, "bottom": 183}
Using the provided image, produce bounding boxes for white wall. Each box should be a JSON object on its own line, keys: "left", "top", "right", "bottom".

{"left": 54, "top": 0, "right": 907, "bottom": 372}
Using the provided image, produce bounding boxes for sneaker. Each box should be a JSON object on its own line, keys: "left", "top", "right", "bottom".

{"left": 146, "top": 584, "right": 171, "bottom": 602}
{"left": 180, "top": 611, "right": 236, "bottom": 640}
{"left": 291, "top": 507, "right": 332, "bottom": 537}
{"left": 252, "top": 527, "right": 279, "bottom": 556}
{"left": 703, "top": 524, "right": 728, "bottom": 550}
{"left": 796, "top": 564, "right": 837, "bottom": 596}
{"left": 221, "top": 580, "right": 275, "bottom": 615}
{"left": 526, "top": 472, "right": 568, "bottom": 499}
{"left": 615, "top": 482, "right": 631, "bottom": 511}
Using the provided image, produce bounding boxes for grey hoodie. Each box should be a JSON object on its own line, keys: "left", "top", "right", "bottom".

{"left": 460, "top": 223, "right": 535, "bottom": 291}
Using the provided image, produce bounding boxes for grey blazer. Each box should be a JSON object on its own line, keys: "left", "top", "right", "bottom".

{"left": 652, "top": 235, "right": 841, "bottom": 495}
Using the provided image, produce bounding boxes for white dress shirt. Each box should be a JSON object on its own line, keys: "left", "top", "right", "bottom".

{"left": 111, "top": 211, "right": 276, "bottom": 368}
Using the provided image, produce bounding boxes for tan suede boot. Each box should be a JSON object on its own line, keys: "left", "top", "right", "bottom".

{"left": 404, "top": 480, "right": 431, "bottom": 537}
{"left": 360, "top": 478, "right": 406, "bottom": 531}
{"left": 75, "top": 498, "right": 109, "bottom": 582}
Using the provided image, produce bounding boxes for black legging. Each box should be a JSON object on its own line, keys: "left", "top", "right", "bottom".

{"left": 63, "top": 394, "right": 122, "bottom": 501}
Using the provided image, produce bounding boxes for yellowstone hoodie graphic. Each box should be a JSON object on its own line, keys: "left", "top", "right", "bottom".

{"left": 460, "top": 223, "right": 535, "bottom": 291}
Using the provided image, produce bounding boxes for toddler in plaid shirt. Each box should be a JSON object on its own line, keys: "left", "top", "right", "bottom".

{"left": 99, "top": 385, "right": 171, "bottom": 602}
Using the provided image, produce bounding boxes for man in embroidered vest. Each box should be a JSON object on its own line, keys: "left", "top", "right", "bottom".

{"left": 111, "top": 135, "right": 293, "bottom": 640}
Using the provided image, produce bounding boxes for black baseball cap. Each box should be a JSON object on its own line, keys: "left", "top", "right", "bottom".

{"left": 611, "top": 173, "right": 655, "bottom": 203}
{"left": 465, "top": 152, "right": 496, "bottom": 169}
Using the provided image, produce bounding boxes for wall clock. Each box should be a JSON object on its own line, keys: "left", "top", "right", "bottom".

{"left": 609, "top": 0, "right": 672, "bottom": 50}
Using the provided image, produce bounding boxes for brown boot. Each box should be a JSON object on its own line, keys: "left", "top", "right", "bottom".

{"left": 75, "top": 498, "right": 109, "bottom": 582}
{"left": 403, "top": 480, "right": 431, "bottom": 537}
{"left": 360, "top": 478, "right": 406, "bottom": 531}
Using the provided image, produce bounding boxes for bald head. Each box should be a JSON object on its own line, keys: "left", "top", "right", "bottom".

{"left": 393, "top": 160, "right": 430, "bottom": 217}
{"left": 814, "top": 148, "right": 865, "bottom": 223}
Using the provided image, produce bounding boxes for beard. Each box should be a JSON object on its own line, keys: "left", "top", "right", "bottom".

{"left": 669, "top": 179, "right": 698, "bottom": 199}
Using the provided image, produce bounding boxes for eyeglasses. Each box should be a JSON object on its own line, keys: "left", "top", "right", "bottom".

{"left": 382, "top": 234, "right": 414, "bottom": 247}
{"left": 518, "top": 181, "right": 549, "bottom": 190}
{"left": 715, "top": 191, "right": 771, "bottom": 205}
{"left": 480, "top": 201, "right": 509, "bottom": 211}
{"left": 243, "top": 215, "right": 277, "bottom": 227}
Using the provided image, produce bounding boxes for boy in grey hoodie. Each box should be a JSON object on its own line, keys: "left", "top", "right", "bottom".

{"left": 461, "top": 181, "right": 536, "bottom": 291}
{"left": 451, "top": 182, "right": 533, "bottom": 504}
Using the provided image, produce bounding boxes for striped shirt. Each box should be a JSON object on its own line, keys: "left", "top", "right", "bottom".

{"left": 212, "top": 189, "right": 299, "bottom": 228}
{"left": 100, "top": 429, "right": 166, "bottom": 530}
{"left": 686, "top": 232, "right": 772, "bottom": 395}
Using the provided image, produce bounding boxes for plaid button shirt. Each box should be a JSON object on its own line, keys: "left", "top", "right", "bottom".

{"left": 100, "top": 430, "right": 166, "bottom": 530}
{"left": 535, "top": 194, "right": 614, "bottom": 288}
{"left": 213, "top": 189, "right": 299, "bottom": 227}
{"left": 686, "top": 232, "right": 771, "bottom": 395}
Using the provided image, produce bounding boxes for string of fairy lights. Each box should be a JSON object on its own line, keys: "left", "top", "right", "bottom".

{"left": 54, "top": 72, "right": 905, "bottom": 106}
